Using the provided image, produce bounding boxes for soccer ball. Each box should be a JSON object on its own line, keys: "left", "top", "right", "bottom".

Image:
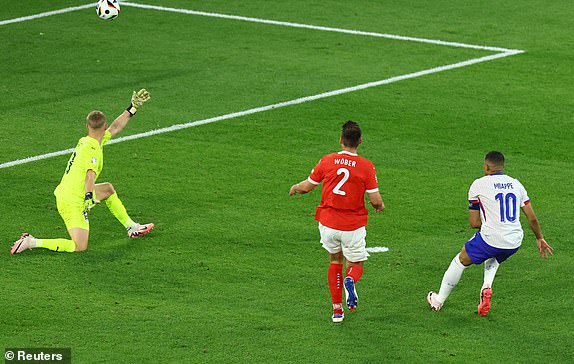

{"left": 96, "top": 0, "right": 120, "bottom": 21}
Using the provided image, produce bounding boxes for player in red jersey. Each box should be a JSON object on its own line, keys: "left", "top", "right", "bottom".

{"left": 289, "top": 120, "right": 384, "bottom": 323}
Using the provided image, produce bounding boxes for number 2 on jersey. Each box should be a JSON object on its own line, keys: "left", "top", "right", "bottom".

{"left": 333, "top": 168, "right": 350, "bottom": 196}
{"left": 495, "top": 192, "right": 517, "bottom": 223}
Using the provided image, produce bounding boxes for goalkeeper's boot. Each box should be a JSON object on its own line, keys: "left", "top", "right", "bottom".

{"left": 427, "top": 291, "right": 443, "bottom": 311}
{"left": 128, "top": 223, "right": 155, "bottom": 238}
{"left": 11, "top": 233, "right": 34, "bottom": 254}
{"left": 344, "top": 276, "right": 358, "bottom": 311}
{"left": 477, "top": 287, "right": 492, "bottom": 316}
{"left": 332, "top": 303, "right": 344, "bottom": 323}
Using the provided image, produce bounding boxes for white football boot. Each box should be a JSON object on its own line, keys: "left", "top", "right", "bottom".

{"left": 427, "top": 291, "right": 443, "bottom": 311}
{"left": 128, "top": 223, "right": 155, "bottom": 238}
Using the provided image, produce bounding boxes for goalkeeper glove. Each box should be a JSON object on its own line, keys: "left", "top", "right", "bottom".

{"left": 84, "top": 192, "right": 97, "bottom": 213}
{"left": 126, "top": 89, "right": 151, "bottom": 116}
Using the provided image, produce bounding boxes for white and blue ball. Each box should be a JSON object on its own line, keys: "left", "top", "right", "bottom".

{"left": 96, "top": 0, "right": 120, "bottom": 21}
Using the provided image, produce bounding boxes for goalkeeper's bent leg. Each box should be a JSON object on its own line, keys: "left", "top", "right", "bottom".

{"left": 35, "top": 238, "right": 76, "bottom": 253}
{"left": 105, "top": 192, "right": 136, "bottom": 229}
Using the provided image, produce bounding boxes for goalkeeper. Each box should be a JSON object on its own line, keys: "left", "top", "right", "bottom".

{"left": 11, "top": 89, "right": 154, "bottom": 254}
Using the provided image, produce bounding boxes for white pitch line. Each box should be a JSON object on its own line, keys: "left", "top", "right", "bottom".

{"left": 0, "top": 51, "right": 518, "bottom": 170}
{"left": 0, "top": 1, "right": 523, "bottom": 54}
{"left": 0, "top": 149, "right": 75, "bottom": 169}
{"left": 366, "top": 246, "right": 390, "bottom": 253}
{"left": 122, "top": 2, "right": 522, "bottom": 53}
{"left": 0, "top": 2, "right": 524, "bottom": 169}
{"left": 0, "top": 3, "right": 95, "bottom": 26}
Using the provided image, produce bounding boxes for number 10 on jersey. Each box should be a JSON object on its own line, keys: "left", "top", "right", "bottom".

{"left": 495, "top": 192, "right": 517, "bottom": 223}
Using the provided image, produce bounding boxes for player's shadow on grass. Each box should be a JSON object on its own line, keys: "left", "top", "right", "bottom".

{"left": 86, "top": 233, "right": 156, "bottom": 262}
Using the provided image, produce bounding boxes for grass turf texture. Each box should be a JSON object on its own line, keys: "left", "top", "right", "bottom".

{"left": 1, "top": 1, "right": 573, "bottom": 362}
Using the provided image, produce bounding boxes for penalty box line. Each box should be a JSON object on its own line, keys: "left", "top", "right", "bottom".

{"left": 0, "top": 52, "right": 517, "bottom": 170}
{"left": 0, "top": 2, "right": 524, "bottom": 53}
{"left": 0, "top": 3, "right": 95, "bottom": 26}
{"left": 122, "top": 2, "right": 522, "bottom": 53}
{"left": 0, "top": 3, "right": 524, "bottom": 170}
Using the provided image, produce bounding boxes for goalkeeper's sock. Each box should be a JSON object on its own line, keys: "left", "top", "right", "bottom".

{"left": 328, "top": 264, "right": 343, "bottom": 305}
{"left": 437, "top": 254, "right": 468, "bottom": 303}
{"left": 345, "top": 265, "right": 364, "bottom": 283}
{"left": 36, "top": 238, "right": 76, "bottom": 253}
{"left": 105, "top": 192, "right": 135, "bottom": 229}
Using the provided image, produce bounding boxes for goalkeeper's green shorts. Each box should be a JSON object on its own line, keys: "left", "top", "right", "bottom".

{"left": 56, "top": 196, "right": 90, "bottom": 231}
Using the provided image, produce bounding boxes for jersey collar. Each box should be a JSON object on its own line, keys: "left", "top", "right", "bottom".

{"left": 490, "top": 172, "right": 505, "bottom": 175}
{"left": 338, "top": 151, "right": 358, "bottom": 156}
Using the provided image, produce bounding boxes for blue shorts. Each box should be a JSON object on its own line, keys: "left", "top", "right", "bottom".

{"left": 465, "top": 232, "right": 519, "bottom": 264}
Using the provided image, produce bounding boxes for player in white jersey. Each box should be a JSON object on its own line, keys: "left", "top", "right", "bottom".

{"left": 427, "top": 151, "right": 553, "bottom": 316}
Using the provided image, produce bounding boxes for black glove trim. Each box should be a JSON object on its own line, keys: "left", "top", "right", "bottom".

{"left": 126, "top": 103, "right": 137, "bottom": 116}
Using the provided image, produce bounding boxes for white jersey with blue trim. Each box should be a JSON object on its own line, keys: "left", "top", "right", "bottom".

{"left": 468, "top": 173, "right": 530, "bottom": 249}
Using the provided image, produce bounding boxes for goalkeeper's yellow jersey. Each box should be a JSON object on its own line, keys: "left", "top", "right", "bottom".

{"left": 54, "top": 130, "right": 112, "bottom": 203}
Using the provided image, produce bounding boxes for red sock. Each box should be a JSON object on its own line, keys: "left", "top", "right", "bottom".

{"left": 346, "top": 265, "right": 364, "bottom": 283}
{"left": 328, "top": 264, "right": 343, "bottom": 305}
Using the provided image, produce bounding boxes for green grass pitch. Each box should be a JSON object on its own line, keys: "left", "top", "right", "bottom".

{"left": 1, "top": 1, "right": 573, "bottom": 362}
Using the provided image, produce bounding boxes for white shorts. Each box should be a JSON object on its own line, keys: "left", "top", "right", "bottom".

{"left": 318, "top": 223, "right": 369, "bottom": 262}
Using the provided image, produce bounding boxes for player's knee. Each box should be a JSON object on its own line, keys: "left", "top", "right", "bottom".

{"left": 347, "top": 260, "right": 364, "bottom": 267}
{"left": 104, "top": 182, "right": 115, "bottom": 195}
{"left": 330, "top": 251, "right": 344, "bottom": 264}
{"left": 75, "top": 245, "right": 88, "bottom": 252}
{"left": 459, "top": 248, "right": 473, "bottom": 266}
{"left": 72, "top": 237, "right": 88, "bottom": 252}
{"left": 96, "top": 182, "right": 116, "bottom": 201}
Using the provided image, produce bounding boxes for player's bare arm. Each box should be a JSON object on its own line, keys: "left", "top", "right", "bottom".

{"left": 84, "top": 169, "right": 97, "bottom": 212}
{"left": 85, "top": 169, "right": 96, "bottom": 195}
{"left": 289, "top": 180, "right": 316, "bottom": 196}
{"left": 108, "top": 89, "right": 151, "bottom": 137}
{"left": 521, "top": 203, "right": 554, "bottom": 258}
{"left": 469, "top": 209, "right": 481, "bottom": 228}
{"left": 367, "top": 191, "right": 384, "bottom": 212}
{"left": 107, "top": 111, "right": 132, "bottom": 137}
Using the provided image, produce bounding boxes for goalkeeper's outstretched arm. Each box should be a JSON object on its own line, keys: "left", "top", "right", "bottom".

{"left": 108, "top": 89, "right": 151, "bottom": 137}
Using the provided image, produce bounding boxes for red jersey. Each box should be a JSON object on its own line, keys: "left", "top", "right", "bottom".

{"left": 308, "top": 151, "right": 379, "bottom": 231}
